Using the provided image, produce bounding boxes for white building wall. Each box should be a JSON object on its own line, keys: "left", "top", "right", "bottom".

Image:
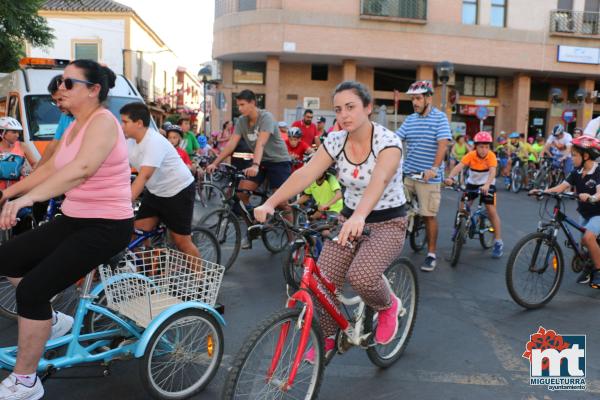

{"left": 28, "top": 18, "right": 125, "bottom": 74}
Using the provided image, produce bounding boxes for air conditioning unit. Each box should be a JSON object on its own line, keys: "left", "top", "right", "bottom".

{"left": 437, "top": 72, "right": 456, "bottom": 86}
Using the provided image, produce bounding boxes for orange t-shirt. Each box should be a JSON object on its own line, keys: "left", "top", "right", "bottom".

{"left": 460, "top": 150, "right": 497, "bottom": 185}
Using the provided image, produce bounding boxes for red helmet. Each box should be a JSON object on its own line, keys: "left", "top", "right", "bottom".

{"left": 473, "top": 131, "right": 493, "bottom": 144}
{"left": 572, "top": 135, "right": 600, "bottom": 158}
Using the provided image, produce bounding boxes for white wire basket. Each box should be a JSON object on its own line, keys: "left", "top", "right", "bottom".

{"left": 98, "top": 248, "right": 225, "bottom": 328}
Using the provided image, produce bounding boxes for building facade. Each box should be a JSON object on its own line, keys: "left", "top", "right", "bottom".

{"left": 27, "top": 0, "right": 202, "bottom": 124}
{"left": 211, "top": 0, "right": 600, "bottom": 138}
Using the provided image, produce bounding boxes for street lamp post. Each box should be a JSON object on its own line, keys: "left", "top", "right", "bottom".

{"left": 436, "top": 61, "right": 454, "bottom": 115}
{"left": 198, "top": 65, "right": 212, "bottom": 135}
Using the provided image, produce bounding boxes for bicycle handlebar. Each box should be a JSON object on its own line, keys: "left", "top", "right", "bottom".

{"left": 528, "top": 191, "right": 580, "bottom": 201}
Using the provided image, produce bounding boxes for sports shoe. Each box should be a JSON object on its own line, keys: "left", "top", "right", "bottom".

{"left": 590, "top": 269, "right": 600, "bottom": 289}
{"left": 304, "top": 337, "right": 335, "bottom": 365}
{"left": 49, "top": 312, "right": 74, "bottom": 341}
{"left": 241, "top": 237, "right": 251, "bottom": 250}
{"left": 491, "top": 241, "right": 504, "bottom": 259}
{"left": 420, "top": 256, "right": 436, "bottom": 272}
{"left": 576, "top": 269, "right": 591, "bottom": 284}
{"left": 375, "top": 295, "right": 401, "bottom": 345}
{"left": 0, "top": 374, "right": 44, "bottom": 400}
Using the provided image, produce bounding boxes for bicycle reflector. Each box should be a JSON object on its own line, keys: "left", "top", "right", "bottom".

{"left": 552, "top": 256, "right": 558, "bottom": 271}
{"left": 207, "top": 334, "right": 214, "bottom": 357}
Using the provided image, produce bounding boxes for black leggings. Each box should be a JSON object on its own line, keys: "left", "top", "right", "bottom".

{"left": 0, "top": 215, "right": 132, "bottom": 320}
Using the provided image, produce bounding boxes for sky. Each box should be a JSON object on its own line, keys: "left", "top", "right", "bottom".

{"left": 118, "top": 0, "right": 214, "bottom": 72}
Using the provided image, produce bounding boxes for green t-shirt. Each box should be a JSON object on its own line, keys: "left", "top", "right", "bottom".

{"left": 304, "top": 175, "right": 343, "bottom": 213}
{"left": 234, "top": 109, "right": 290, "bottom": 163}
{"left": 182, "top": 131, "right": 199, "bottom": 156}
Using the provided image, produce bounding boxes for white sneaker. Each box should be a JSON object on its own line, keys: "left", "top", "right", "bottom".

{"left": 49, "top": 312, "right": 74, "bottom": 341}
{"left": 0, "top": 375, "right": 44, "bottom": 400}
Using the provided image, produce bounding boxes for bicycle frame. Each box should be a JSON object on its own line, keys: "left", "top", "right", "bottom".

{"left": 544, "top": 201, "right": 587, "bottom": 257}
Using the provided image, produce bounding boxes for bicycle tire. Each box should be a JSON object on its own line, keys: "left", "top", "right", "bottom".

{"left": 282, "top": 241, "right": 308, "bottom": 290}
{"left": 449, "top": 217, "right": 466, "bottom": 267}
{"left": 196, "top": 183, "right": 227, "bottom": 209}
{"left": 365, "top": 258, "right": 419, "bottom": 368}
{"left": 222, "top": 307, "right": 324, "bottom": 400}
{"left": 408, "top": 215, "right": 427, "bottom": 252}
{"left": 0, "top": 278, "right": 77, "bottom": 321}
{"left": 139, "top": 308, "right": 224, "bottom": 399}
{"left": 198, "top": 208, "right": 241, "bottom": 272}
{"left": 478, "top": 215, "right": 494, "bottom": 249}
{"left": 505, "top": 232, "right": 564, "bottom": 309}
{"left": 510, "top": 165, "right": 522, "bottom": 193}
{"left": 191, "top": 227, "right": 222, "bottom": 266}
{"left": 261, "top": 220, "right": 289, "bottom": 254}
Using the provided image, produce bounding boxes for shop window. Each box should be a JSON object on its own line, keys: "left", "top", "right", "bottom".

{"left": 311, "top": 64, "right": 328, "bottom": 81}
{"left": 233, "top": 62, "right": 266, "bottom": 85}
{"left": 374, "top": 68, "right": 416, "bottom": 92}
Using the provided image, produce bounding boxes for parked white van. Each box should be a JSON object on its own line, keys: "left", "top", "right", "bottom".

{"left": 0, "top": 58, "right": 149, "bottom": 158}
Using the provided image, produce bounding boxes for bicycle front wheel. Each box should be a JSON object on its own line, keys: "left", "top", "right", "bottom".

{"left": 506, "top": 232, "right": 564, "bottom": 309}
{"left": 191, "top": 227, "right": 222, "bottom": 266}
{"left": 261, "top": 220, "right": 289, "bottom": 254}
{"left": 365, "top": 258, "right": 419, "bottom": 368}
{"left": 199, "top": 208, "right": 241, "bottom": 272}
{"left": 222, "top": 307, "right": 324, "bottom": 400}
{"left": 510, "top": 166, "right": 522, "bottom": 193}
{"left": 449, "top": 217, "right": 466, "bottom": 267}
{"left": 408, "top": 215, "right": 427, "bottom": 252}
{"left": 478, "top": 215, "right": 495, "bottom": 249}
{"left": 140, "top": 308, "right": 223, "bottom": 399}
{"left": 282, "top": 241, "right": 308, "bottom": 290}
{"left": 196, "top": 183, "right": 226, "bottom": 209}
{"left": 0, "top": 278, "right": 78, "bottom": 320}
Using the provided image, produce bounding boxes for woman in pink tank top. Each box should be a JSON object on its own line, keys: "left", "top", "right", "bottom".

{"left": 0, "top": 60, "right": 133, "bottom": 397}
{"left": 0, "top": 117, "right": 38, "bottom": 190}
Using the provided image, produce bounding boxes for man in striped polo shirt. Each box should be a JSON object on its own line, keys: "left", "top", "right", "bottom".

{"left": 396, "top": 80, "right": 451, "bottom": 272}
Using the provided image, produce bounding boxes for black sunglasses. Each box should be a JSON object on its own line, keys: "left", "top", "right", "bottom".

{"left": 58, "top": 77, "right": 95, "bottom": 90}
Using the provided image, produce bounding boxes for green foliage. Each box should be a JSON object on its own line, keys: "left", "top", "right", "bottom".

{"left": 0, "top": 0, "right": 55, "bottom": 72}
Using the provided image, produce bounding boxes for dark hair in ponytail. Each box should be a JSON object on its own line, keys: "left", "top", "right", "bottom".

{"left": 69, "top": 59, "right": 116, "bottom": 102}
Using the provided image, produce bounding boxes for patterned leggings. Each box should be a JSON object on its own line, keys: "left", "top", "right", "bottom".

{"left": 316, "top": 216, "right": 408, "bottom": 338}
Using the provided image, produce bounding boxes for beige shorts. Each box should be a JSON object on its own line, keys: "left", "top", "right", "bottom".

{"left": 403, "top": 177, "right": 441, "bottom": 217}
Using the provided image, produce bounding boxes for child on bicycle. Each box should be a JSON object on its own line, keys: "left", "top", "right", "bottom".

{"left": 445, "top": 131, "right": 504, "bottom": 258}
{"left": 294, "top": 167, "right": 343, "bottom": 222}
{"left": 285, "top": 127, "right": 314, "bottom": 172}
{"left": 495, "top": 136, "right": 510, "bottom": 187}
{"left": 530, "top": 135, "right": 600, "bottom": 287}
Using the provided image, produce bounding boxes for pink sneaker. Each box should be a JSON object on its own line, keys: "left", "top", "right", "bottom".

{"left": 375, "top": 294, "right": 401, "bottom": 345}
{"left": 304, "top": 337, "right": 335, "bottom": 365}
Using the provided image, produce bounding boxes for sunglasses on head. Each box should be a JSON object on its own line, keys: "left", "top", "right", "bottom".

{"left": 58, "top": 77, "right": 95, "bottom": 90}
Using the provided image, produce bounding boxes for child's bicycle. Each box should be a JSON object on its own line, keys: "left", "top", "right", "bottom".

{"left": 445, "top": 184, "right": 496, "bottom": 267}
{"left": 0, "top": 247, "right": 226, "bottom": 399}
{"left": 506, "top": 191, "right": 598, "bottom": 309}
{"left": 222, "top": 212, "right": 419, "bottom": 399}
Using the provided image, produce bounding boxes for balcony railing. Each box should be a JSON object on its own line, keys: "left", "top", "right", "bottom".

{"left": 215, "top": 0, "right": 282, "bottom": 18}
{"left": 550, "top": 10, "right": 600, "bottom": 36}
{"left": 360, "top": 0, "right": 427, "bottom": 20}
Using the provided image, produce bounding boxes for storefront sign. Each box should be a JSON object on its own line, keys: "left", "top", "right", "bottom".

{"left": 303, "top": 97, "right": 320, "bottom": 110}
{"left": 475, "top": 99, "right": 490, "bottom": 106}
{"left": 459, "top": 105, "right": 496, "bottom": 117}
{"left": 533, "top": 118, "right": 544, "bottom": 126}
{"left": 476, "top": 106, "right": 489, "bottom": 120}
{"left": 562, "top": 109, "right": 576, "bottom": 124}
{"left": 557, "top": 45, "right": 600, "bottom": 65}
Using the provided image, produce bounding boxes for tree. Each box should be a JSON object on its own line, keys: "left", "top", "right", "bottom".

{"left": 0, "top": 0, "right": 55, "bottom": 72}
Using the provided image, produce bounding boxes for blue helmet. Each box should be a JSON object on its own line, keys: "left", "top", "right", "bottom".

{"left": 509, "top": 132, "right": 520, "bottom": 139}
{"left": 198, "top": 135, "right": 208, "bottom": 148}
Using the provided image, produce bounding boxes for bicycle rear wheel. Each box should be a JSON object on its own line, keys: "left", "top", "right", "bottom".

{"left": 140, "top": 308, "right": 223, "bottom": 399}
{"left": 198, "top": 208, "right": 241, "bottom": 272}
{"left": 191, "top": 227, "right": 221, "bottom": 266}
{"left": 478, "top": 215, "right": 494, "bottom": 249}
{"left": 222, "top": 307, "right": 324, "bottom": 400}
{"left": 365, "top": 258, "right": 419, "bottom": 368}
{"left": 196, "top": 183, "right": 226, "bottom": 209}
{"left": 408, "top": 215, "right": 427, "bottom": 252}
{"left": 505, "top": 232, "right": 564, "bottom": 309}
{"left": 449, "top": 217, "right": 466, "bottom": 267}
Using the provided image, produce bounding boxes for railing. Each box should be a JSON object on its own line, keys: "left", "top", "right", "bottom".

{"left": 550, "top": 10, "right": 600, "bottom": 36}
{"left": 215, "top": 0, "right": 282, "bottom": 18}
{"left": 360, "top": 0, "right": 427, "bottom": 20}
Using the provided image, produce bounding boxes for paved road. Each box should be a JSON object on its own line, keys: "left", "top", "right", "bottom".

{"left": 0, "top": 189, "right": 599, "bottom": 399}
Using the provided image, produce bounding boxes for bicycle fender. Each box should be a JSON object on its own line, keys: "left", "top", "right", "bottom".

{"left": 134, "top": 302, "right": 225, "bottom": 358}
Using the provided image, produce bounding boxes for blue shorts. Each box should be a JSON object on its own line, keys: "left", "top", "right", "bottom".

{"left": 247, "top": 161, "right": 292, "bottom": 190}
{"left": 581, "top": 216, "right": 600, "bottom": 236}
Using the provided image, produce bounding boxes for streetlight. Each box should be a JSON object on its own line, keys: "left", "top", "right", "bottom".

{"left": 198, "top": 65, "right": 212, "bottom": 135}
{"left": 436, "top": 61, "right": 454, "bottom": 114}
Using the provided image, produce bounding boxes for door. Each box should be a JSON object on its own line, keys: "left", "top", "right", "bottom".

{"left": 528, "top": 109, "right": 547, "bottom": 138}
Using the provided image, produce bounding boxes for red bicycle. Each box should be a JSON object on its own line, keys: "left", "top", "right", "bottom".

{"left": 222, "top": 213, "right": 419, "bottom": 399}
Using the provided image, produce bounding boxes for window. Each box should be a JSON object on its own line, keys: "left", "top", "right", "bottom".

{"left": 490, "top": 0, "right": 506, "bottom": 27}
{"left": 462, "top": 0, "right": 478, "bottom": 25}
{"left": 238, "top": 0, "right": 256, "bottom": 11}
{"left": 232, "top": 92, "right": 265, "bottom": 119}
{"left": 457, "top": 75, "right": 497, "bottom": 97}
{"left": 233, "top": 61, "right": 266, "bottom": 85}
{"left": 361, "top": 0, "right": 427, "bottom": 20}
{"left": 374, "top": 68, "right": 416, "bottom": 92}
{"left": 74, "top": 42, "right": 99, "bottom": 61}
{"left": 558, "top": 0, "right": 573, "bottom": 10}
{"left": 311, "top": 64, "right": 328, "bottom": 81}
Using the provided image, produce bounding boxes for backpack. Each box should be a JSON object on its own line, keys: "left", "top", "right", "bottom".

{"left": 0, "top": 153, "right": 25, "bottom": 180}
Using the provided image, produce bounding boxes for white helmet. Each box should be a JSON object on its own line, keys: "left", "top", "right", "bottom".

{"left": 0, "top": 117, "right": 23, "bottom": 133}
{"left": 406, "top": 80, "right": 434, "bottom": 96}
